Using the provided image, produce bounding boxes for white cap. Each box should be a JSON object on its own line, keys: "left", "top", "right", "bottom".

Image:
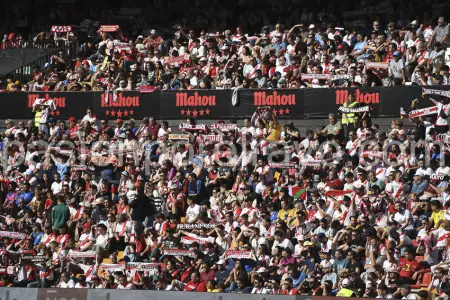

{"left": 256, "top": 267, "right": 268, "bottom": 273}
{"left": 150, "top": 29, "right": 156, "bottom": 35}
{"left": 137, "top": 35, "right": 144, "bottom": 39}
{"left": 342, "top": 278, "right": 351, "bottom": 287}
{"left": 411, "top": 20, "right": 418, "bottom": 25}
{"left": 309, "top": 24, "right": 315, "bottom": 29}
{"left": 25, "top": 169, "right": 34, "bottom": 176}
{"left": 215, "top": 259, "right": 226, "bottom": 265}
{"left": 199, "top": 57, "right": 207, "bottom": 62}
{"left": 82, "top": 201, "right": 92, "bottom": 208}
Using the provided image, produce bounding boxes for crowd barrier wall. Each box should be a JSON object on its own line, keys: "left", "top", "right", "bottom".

{"left": 0, "top": 288, "right": 385, "bottom": 300}
{"left": 0, "top": 86, "right": 441, "bottom": 121}
{"left": 0, "top": 288, "right": 315, "bottom": 300}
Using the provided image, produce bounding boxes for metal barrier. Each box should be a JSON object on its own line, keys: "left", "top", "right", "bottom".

{"left": 1, "top": 40, "right": 77, "bottom": 85}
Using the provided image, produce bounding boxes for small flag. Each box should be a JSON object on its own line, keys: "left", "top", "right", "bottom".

{"left": 290, "top": 187, "right": 306, "bottom": 200}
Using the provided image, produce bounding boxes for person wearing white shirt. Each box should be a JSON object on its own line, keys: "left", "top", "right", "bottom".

{"left": 271, "top": 230, "right": 294, "bottom": 254}
{"left": 58, "top": 273, "right": 76, "bottom": 288}
{"left": 185, "top": 196, "right": 200, "bottom": 224}
{"left": 240, "top": 118, "right": 255, "bottom": 137}
{"left": 51, "top": 173, "right": 63, "bottom": 195}
{"left": 399, "top": 285, "right": 417, "bottom": 300}
{"left": 117, "top": 275, "right": 136, "bottom": 289}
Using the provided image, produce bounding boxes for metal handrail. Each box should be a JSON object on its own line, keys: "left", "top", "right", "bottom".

{"left": 1, "top": 40, "right": 77, "bottom": 86}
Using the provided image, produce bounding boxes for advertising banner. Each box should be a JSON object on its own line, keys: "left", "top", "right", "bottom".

{"left": 0, "top": 87, "right": 437, "bottom": 120}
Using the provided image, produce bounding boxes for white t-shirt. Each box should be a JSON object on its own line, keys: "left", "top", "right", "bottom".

{"left": 51, "top": 181, "right": 63, "bottom": 195}
{"left": 186, "top": 204, "right": 200, "bottom": 223}
{"left": 435, "top": 103, "right": 450, "bottom": 127}
{"left": 272, "top": 238, "right": 294, "bottom": 254}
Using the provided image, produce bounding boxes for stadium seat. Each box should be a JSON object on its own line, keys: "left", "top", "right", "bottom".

{"left": 421, "top": 273, "right": 432, "bottom": 287}
{"left": 415, "top": 256, "right": 424, "bottom": 262}
{"left": 412, "top": 240, "right": 419, "bottom": 246}
{"left": 118, "top": 251, "right": 124, "bottom": 260}
{"left": 102, "top": 258, "right": 112, "bottom": 264}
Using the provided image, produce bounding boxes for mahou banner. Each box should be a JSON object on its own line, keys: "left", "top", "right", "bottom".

{"left": 0, "top": 87, "right": 433, "bottom": 120}
{"left": 160, "top": 90, "right": 232, "bottom": 119}
{"left": 236, "top": 89, "right": 303, "bottom": 118}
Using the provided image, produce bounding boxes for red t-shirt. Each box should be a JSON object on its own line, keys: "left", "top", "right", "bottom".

{"left": 184, "top": 281, "right": 206, "bottom": 292}
{"left": 281, "top": 288, "right": 299, "bottom": 295}
{"left": 398, "top": 258, "right": 420, "bottom": 279}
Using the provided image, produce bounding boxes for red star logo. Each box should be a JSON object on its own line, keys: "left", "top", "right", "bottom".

{"left": 180, "top": 109, "right": 185, "bottom": 115}
{"left": 55, "top": 110, "right": 60, "bottom": 116}
{"left": 192, "top": 109, "right": 198, "bottom": 118}
{"left": 205, "top": 109, "right": 210, "bottom": 115}
{"left": 278, "top": 109, "right": 284, "bottom": 116}
{"left": 199, "top": 109, "right": 205, "bottom": 116}
{"left": 123, "top": 110, "right": 129, "bottom": 117}
{"left": 272, "top": 109, "right": 277, "bottom": 116}
{"left": 111, "top": 110, "right": 116, "bottom": 116}
{"left": 117, "top": 110, "right": 123, "bottom": 117}
{"left": 186, "top": 109, "right": 191, "bottom": 116}
{"left": 129, "top": 110, "right": 134, "bottom": 115}
{"left": 105, "top": 110, "right": 110, "bottom": 116}
{"left": 285, "top": 108, "right": 290, "bottom": 114}
{"left": 50, "top": 111, "right": 55, "bottom": 116}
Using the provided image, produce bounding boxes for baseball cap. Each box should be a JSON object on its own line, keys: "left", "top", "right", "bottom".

{"left": 215, "top": 259, "right": 226, "bottom": 265}
{"left": 115, "top": 118, "right": 123, "bottom": 123}
{"left": 309, "top": 24, "right": 315, "bottom": 29}
{"left": 68, "top": 117, "right": 76, "bottom": 123}
{"left": 411, "top": 20, "right": 418, "bottom": 26}
{"left": 393, "top": 51, "right": 401, "bottom": 56}
{"left": 342, "top": 278, "right": 351, "bottom": 287}
{"left": 256, "top": 267, "right": 268, "bottom": 273}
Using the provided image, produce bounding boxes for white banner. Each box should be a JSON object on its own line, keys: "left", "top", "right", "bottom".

{"left": 366, "top": 62, "right": 388, "bottom": 69}
{"left": 408, "top": 106, "right": 438, "bottom": 118}
{"left": 177, "top": 223, "right": 216, "bottom": 230}
{"left": 101, "top": 264, "right": 124, "bottom": 271}
{"left": 126, "top": 263, "right": 160, "bottom": 274}
{"left": 178, "top": 123, "right": 207, "bottom": 131}
{"left": 362, "top": 151, "right": 384, "bottom": 159}
{"left": 423, "top": 88, "right": 450, "bottom": 98}
{"left": 300, "top": 160, "right": 322, "bottom": 167}
{"left": 67, "top": 251, "right": 96, "bottom": 258}
{"left": 338, "top": 106, "right": 370, "bottom": 113}
{"left": 0, "top": 231, "right": 27, "bottom": 240}
{"left": 301, "top": 74, "right": 331, "bottom": 80}
{"left": 163, "top": 249, "right": 197, "bottom": 258}
{"left": 224, "top": 250, "right": 257, "bottom": 261}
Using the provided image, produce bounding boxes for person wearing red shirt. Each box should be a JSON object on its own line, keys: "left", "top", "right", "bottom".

{"left": 183, "top": 271, "right": 207, "bottom": 292}
{"left": 326, "top": 171, "right": 344, "bottom": 190}
{"left": 398, "top": 248, "right": 423, "bottom": 284}
{"left": 281, "top": 278, "right": 299, "bottom": 295}
{"left": 67, "top": 117, "right": 79, "bottom": 140}
{"left": 147, "top": 117, "right": 160, "bottom": 138}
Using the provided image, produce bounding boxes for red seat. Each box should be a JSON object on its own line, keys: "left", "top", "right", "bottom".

{"left": 412, "top": 240, "right": 419, "bottom": 246}
{"left": 416, "top": 256, "right": 424, "bottom": 262}
{"left": 421, "top": 273, "right": 432, "bottom": 287}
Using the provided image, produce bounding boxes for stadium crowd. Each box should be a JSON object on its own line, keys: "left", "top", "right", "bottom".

{"left": 2, "top": 3, "right": 450, "bottom": 91}
{"left": 0, "top": 0, "right": 450, "bottom": 297}
{"left": 0, "top": 91, "right": 447, "bottom": 297}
